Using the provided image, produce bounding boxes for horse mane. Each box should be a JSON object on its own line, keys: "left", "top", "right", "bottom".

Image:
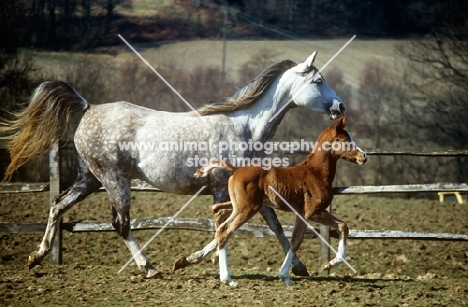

{"left": 196, "top": 59, "right": 297, "bottom": 116}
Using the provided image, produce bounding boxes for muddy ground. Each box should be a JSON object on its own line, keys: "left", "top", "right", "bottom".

{"left": 1, "top": 192, "right": 467, "bottom": 306}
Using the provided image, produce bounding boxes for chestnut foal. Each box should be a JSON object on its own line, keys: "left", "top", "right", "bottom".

{"left": 195, "top": 117, "right": 367, "bottom": 286}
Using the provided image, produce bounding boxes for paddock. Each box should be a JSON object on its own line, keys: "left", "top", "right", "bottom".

{"left": 1, "top": 145, "right": 467, "bottom": 305}
{"left": 1, "top": 145, "right": 467, "bottom": 270}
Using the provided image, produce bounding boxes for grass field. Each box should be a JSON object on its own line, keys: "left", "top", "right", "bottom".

{"left": 31, "top": 39, "right": 403, "bottom": 88}
{"left": 1, "top": 191, "right": 467, "bottom": 306}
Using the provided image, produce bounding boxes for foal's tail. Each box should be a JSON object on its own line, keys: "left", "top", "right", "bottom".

{"left": 1, "top": 81, "right": 88, "bottom": 181}
{"left": 194, "top": 159, "right": 237, "bottom": 178}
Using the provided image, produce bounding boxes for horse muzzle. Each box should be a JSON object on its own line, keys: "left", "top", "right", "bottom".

{"left": 330, "top": 100, "right": 346, "bottom": 120}
{"left": 356, "top": 151, "right": 368, "bottom": 165}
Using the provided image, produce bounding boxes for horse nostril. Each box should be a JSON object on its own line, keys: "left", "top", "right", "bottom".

{"left": 339, "top": 103, "right": 346, "bottom": 113}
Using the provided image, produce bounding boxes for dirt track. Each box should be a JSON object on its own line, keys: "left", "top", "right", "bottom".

{"left": 1, "top": 193, "right": 467, "bottom": 306}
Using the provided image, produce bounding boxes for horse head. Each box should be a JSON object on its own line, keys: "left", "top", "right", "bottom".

{"left": 321, "top": 117, "right": 367, "bottom": 165}
{"left": 288, "top": 51, "right": 345, "bottom": 120}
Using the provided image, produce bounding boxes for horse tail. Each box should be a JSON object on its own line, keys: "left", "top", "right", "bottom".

{"left": 194, "top": 159, "right": 237, "bottom": 178}
{"left": 1, "top": 81, "right": 88, "bottom": 182}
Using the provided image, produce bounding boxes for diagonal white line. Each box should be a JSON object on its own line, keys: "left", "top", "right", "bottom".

{"left": 268, "top": 35, "right": 356, "bottom": 123}
{"left": 311, "top": 35, "right": 357, "bottom": 80}
{"left": 117, "top": 186, "right": 207, "bottom": 275}
{"left": 118, "top": 34, "right": 207, "bottom": 122}
{"left": 268, "top": 185, "right": 357, "bottom": 274}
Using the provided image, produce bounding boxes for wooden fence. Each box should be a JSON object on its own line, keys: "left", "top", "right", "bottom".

{"left": 1, "top": 145, "right": 467, "bottom": 273}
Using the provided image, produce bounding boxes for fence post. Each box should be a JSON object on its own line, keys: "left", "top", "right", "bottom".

{"left": 49, "top": 143, "right": 62, "bottom": 264}
{"left": 319, "top": 204, "right": 331, "bottom": 276}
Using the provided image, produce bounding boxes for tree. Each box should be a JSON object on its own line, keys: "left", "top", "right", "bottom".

{"left": 0, "top": 1, "right": 35, "bottom": 112}
{"left": 396, "top": 22, "right": 468, "bottom": 182}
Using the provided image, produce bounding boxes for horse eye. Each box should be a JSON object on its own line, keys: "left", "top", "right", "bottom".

{"left": 315, "top": 78, "right": 322, "bottom": 85}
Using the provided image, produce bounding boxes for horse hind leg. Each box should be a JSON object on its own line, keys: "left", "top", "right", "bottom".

{"left": 28, "top": 163, "right": 102, "bottom": 269}
{"left": 106, "top": 180, "right": 160, "bottom": 278}
{"left": 216, "top": 199, "right": 262, "bottom": 286}
{"left": 210, "top": 202, "right": 233, "bottom": 265}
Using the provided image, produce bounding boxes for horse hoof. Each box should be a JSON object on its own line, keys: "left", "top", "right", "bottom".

{"left": 282, "top": 278, "right": 293, "bottom": 286}
{"left": 321, "top": 262, "right": 331, "bottom": 271}
{"left": 27, "top": 251, "right": 41, "bottom": 270}
{"left": 221, "top": 279, "right": 237, "bottom": 287}
{"left": 292, "top": 263, "right": 309, "bottom": 277}
{"left": 211, "top": 252, "right": 219, "bottom": 265}
{"left": 146, "top": 268, "right": 162, "bottom": 279}
{"left": 144, "top": 262, "right": 161, "bottom": 278}
{"left": 173, "top": 254, "right": 191, "bottom": 272}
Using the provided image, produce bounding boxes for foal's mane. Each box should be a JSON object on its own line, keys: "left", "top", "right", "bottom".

{"left": 196, "top": 60, "right": 297, "bottom": 116}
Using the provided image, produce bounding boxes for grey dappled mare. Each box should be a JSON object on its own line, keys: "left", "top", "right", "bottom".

{"left": 4, "top": 52, "right": 344, "bottom": 277}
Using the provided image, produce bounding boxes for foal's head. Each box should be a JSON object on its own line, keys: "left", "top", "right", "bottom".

{"left": 318, "top": 117, "right": 367, "bottom": 165}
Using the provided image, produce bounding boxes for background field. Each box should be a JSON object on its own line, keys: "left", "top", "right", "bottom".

{"left": 33, "top": 39, "right": 400, "bottom": 88}
{"left": 1, "top": 191, "right": 467, "bottom": 306}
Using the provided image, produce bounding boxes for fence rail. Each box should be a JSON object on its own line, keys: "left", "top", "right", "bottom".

{"left": 3, "top": 182, "right": 468, "bottom": 195}
{"left": 281, "top": 148, "right": 468, "bottom": 156}
{"left": 0, "top": 146, "right": 467, "bottom": 273}
{"left": 1, "top": 217, "right": 468, "bottom": 241}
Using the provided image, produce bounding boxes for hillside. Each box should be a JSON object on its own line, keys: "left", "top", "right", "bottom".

{"left": 33, "top": 39, "right": 402, "bottom": 89}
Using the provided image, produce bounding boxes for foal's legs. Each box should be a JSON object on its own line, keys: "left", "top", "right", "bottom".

{"left": 182, "top": 198, "right": 309, "bottom": 276}
{"left": 259, "top": 205, "right": 309, "bottom": 276}
{"left": 216, "top": 202, "right": 261, "bottom": 286}
{"left": 177, "top": 200, "right": 231, "bottom": 268}
{"left": 179, "top": 201, "right": 309, "bottom": 276}
{"left": 28, "top": 160, "right": 102, "bottom": 269}
{"left": 179, "top": 203, "right": 302, "bottom": 273}
{"left": 208, "top": 202, "right": 233, "bottom": 265}
{"left": 278, "top": 216, "right": 308, "bottom": 286}
{"left": 308, "top": 210, "right": 349, "bottom": 270}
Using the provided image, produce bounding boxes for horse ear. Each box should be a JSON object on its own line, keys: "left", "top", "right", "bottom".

{"left": 331, "top": 116, "right": 346, "bottom": 134}
{"left": 305, "top": 51, "right": 318, "bottom": 67}
{"left": 293, "top": 51, "right": 318, "bottom": 73}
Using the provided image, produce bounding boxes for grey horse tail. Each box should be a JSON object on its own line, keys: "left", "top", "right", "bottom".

{"left": 1, "top": 81, "right": 88, "bottom": 181}
{"left": 193, "top": 159, "right": 236, "bottom": 178}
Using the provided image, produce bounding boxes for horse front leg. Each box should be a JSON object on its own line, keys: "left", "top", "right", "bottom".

{"left": 259, "top": 206, "right": 310, "bottom": 276}
{"left": 310, "top": 210, "right": 349, "bottom": 271}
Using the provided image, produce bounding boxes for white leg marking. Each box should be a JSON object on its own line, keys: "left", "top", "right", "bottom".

{"left": 188, "top": 237, "right": 218, "bottom": 263}
{"left": 218, "top": 244, "right": 236, "bottom": 287}
{"left": 201, "top": 238, "right": 218, "bottom": 257}
{"left": 123, "top": 233, "right": 149, "bottom": 268}
{"left": 278, "top": 249, "right": 294, "bottom": 286}
{"left": 329, "top": 235, "right": 346, "bottom": 266}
